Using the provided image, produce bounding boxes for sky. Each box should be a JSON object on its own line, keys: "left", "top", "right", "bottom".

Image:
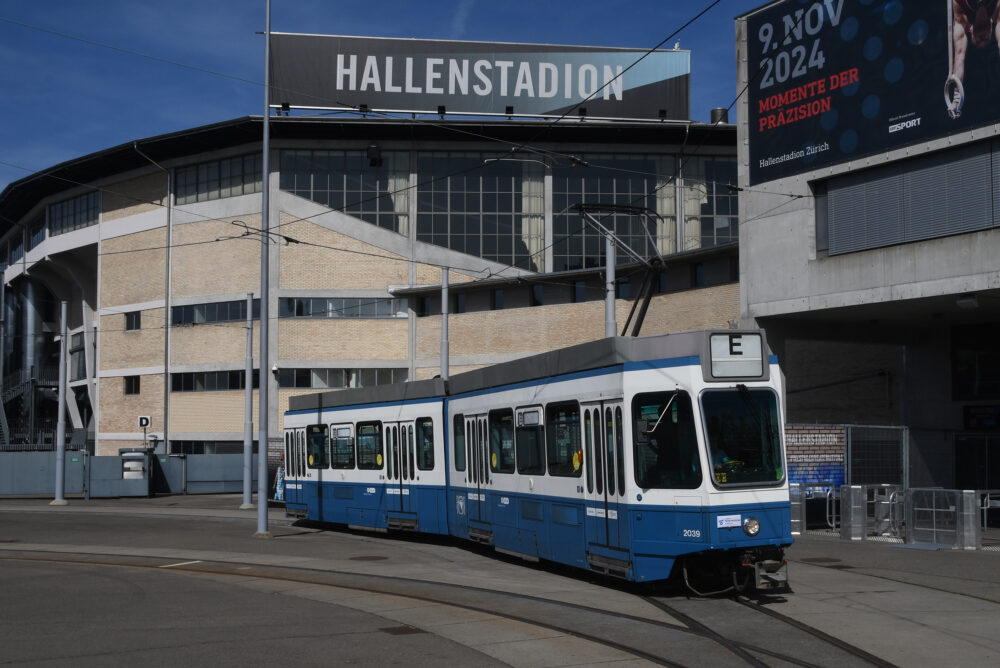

{"left": 0, "top": 0, "right": 766, "bottom": 193}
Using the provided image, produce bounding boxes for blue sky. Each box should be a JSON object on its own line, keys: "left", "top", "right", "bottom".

{"left": 0, "top": 0, "right": 765, "bottom": 192}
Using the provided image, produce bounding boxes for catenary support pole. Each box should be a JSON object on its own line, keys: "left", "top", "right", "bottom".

{"left": 242, "top": 292, "right": 254, "bottom": 509}
{"left": 51, "top": 300, "right": 68, "bottom": 506}
{"left": 255, "top": 0, "right": 272, "bottom": 538}
{"left": 605, "top": 235, "right": 617, "bottom": 338}
{"left": 441, "top": 268, "right": 449, "bottom": 381}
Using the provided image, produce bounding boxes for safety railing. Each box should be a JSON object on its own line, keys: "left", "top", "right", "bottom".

{"left": 789, "top": 482, "right": 841, "bottom": 535}
{"left": 839, "top": 484, "right": 905, "bottom": 542}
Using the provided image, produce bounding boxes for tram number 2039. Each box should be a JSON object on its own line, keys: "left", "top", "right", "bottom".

{"left": 682, "top": 529, "right": 702, "bottom": 539}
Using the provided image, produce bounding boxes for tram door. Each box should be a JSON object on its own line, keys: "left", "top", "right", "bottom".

{"left": 583, "top": 401, "right": 626, "bottom": 551}
{"left": 284, "top": 428, "right": 305, "bottom": 509}
{"left": 465, "top": 415, "right": 490, "bottom": 524}
{"left": 385, "top": 423, "right": 414, "bottom": 513}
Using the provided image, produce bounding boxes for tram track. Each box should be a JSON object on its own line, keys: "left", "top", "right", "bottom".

{"left": 0, "top": 546, "right": 895, "bottom": 667}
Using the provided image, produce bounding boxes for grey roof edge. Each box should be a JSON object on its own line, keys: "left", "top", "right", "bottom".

{"left": 287, "top": 377, "right": 447, "bottom": 412}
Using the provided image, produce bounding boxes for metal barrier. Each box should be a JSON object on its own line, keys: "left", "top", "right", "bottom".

{"left": 906, "top": 488, "right": 980, "bottom": 550}
{"left": 979, "top": 490, "right": 1000, "bottom": 529}
{"left": 788, "top": 482, "right": 840, "bottom": 535}
{"left": 836, "top": 485, "right": 905, "bottom": 541}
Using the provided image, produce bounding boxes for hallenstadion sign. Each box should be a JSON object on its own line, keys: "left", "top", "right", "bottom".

{"left": 269, "top": 34, "right": 690, "bottom": 121}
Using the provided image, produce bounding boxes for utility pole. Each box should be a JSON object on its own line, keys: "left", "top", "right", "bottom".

{"left": 242, "top": 292, "right": 254, "bottom": 510}
{"left": 255, "top": 0, "right": 272, "bottom": 538}
{"left": 51, "top": 301, "right": 68, "bottom": 506}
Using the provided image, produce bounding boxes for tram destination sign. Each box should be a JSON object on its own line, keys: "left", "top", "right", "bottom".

{"left": 708, "top": 333, "right": 764, "bottom": 379}
{"left": 269, "top": 33, "right": 690, "bottom": 121}
{"left": 745, "top": 0, "right": 1000, "bottom": 185}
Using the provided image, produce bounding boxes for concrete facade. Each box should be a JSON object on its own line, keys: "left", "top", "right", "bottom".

{"left": 736, "top": 5, "right": 1000, "bottom": 489}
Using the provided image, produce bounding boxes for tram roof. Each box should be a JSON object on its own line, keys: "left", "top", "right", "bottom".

{"left": 288, "top": 331, "right": 710, "bottom": 413}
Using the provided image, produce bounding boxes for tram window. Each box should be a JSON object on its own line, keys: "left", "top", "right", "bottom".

{"left": 480, "top": 420, "right": 489, "bottom": 483}
{"left": 306, "top": 424, "right": 329, "bottom": 469}
{"left": 605, "top": 408, "right": 615, "bottom": 495}
{"left": 284, "top": 431, "right": 292, "bottom": 476}
{"left": 393, "top": 427, "right": 402, "bottom": 480}
{"left": 356, "top": 421, "right": 384, "bottom": 469}
{"left": 417, "top": 418, "right": 434, "bottom": 470}
{"left": 546, "top": 402, "right": 582, "bottom": 477}
{"left": 453, "top": 415, "right": 466, "bottom": 471}
{"left": 330, "top": 426, "right": 355, "bottom": 469}
{"left": 592, "top": 412, "right": 603, "bottom": 494}
{"left": 701, "top": 387, "right": 783, "bottom": 486}
{"left": 489, "top": 409, "right": 515, "bottom": 473}
{"left": 632, "top": 391, "right": 701, "bottom": 489}
{"left": 584, "top": 411, "right": 594, "bottom": 493}
{"left": 615, "top": 407, "right": 625, "bottom": 492}
{"left": 408, "top": 425, "right": 416, "bottom": 478}
{"left": 515, "top": 408, "right": 545, "bottom": 475}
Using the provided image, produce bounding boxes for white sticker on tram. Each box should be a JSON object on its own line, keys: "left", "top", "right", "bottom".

{"left": 468, "top": 492, "right": 485, "bottom": 501}
{"left": 608, "top": 510, "right": 618, "bottom": 520}
{"left": 717, "top": 514, "right": 741, "bottom": 528}
{"left": 386, "top": 488, "right": 411, "bottom": 495}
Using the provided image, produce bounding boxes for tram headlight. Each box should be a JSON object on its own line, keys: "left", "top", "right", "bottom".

{"left": 743, "top": 517, "right": 761, "bottom": 537}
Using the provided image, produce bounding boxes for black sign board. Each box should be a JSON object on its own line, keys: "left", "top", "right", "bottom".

{"left": 269, "top": 34, "right": 690, "bottom": 121}
{"left": 746, "top": 0, "right": 1000, "bottom": 184}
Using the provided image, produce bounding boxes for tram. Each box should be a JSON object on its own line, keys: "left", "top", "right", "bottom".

{"left": 283, "top": 330, "right": 791, "bottom": 588}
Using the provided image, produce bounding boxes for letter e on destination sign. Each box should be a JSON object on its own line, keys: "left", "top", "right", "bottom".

{"left": 709, "top": 333, "right": 763, "bottom": 378}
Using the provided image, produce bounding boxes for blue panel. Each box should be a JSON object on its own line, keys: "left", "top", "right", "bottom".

{"left": 521, "top": 500, "right": 543, "bottom": 521}
{"left": 334, "top": 485, "right": 354, "bottom": 499}
{"left": 551, "top": 503, "right": 580, "bottom": 526}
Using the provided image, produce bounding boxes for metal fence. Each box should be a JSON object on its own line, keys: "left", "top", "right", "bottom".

{"left": 847, "top": 425, "right": 907, "bottom": 487}
{"left": 906, "top": 488, "right": 980, "bottom": 550}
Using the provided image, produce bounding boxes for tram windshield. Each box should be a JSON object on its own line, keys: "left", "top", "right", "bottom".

{"left": 701, "top": 386, "right": 783, "bottom": 486}
{"left": 632, "top": 391, "right": 702, "bottom": 489}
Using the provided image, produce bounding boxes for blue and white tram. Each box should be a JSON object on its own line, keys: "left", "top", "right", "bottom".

{"left": 283, "top": 330, "right": 791, "bottom": 588}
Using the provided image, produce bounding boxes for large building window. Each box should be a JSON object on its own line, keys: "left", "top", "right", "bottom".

{"left": 171, "top": 370, "right": 260, "bottom": 392}
{"left": 172, "top": 299, "right": 259, "bottom": 326}
{"left": 552, "top": 154, "right": 677, "bottom": 272}
{"left": 69, "top": 333, "right": 86, "bottom": 382}
{"left": 276, "top": 367, "right": 408, "bottom": 389}
{"left": 279, "top": 149, "right": 409, "bottom": 233}
{"left": 416, "top": 152, "right": 543, "bottom": 272}
{"left": 681, "top": 156, "right": 738, "bottom": 251}
{"left": 49, "top": 191, "right": 99, "bottom": 236}
{"left": 175, "top": 154, "right": 262, "bottom": 205}
{"left": 278, "top": 297, "right": 406, "bottom": 319}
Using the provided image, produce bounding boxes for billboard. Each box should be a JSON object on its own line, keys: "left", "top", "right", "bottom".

{"left": 269, "top": 34, "right": 690, "bottom": 121}
{"left": 746, "top": 0, "right": 1000, "bottom": 184}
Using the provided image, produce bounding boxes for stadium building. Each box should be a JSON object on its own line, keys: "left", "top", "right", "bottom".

{"left": 0, "top": 35, "right": 741, "bottom": 460}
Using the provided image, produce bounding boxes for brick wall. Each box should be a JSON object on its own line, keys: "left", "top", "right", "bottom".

{"left": 277, "top": 319, "right": 409, "bottom": 361}
{"left": 98, "top": 373, "right": 165, "bottom": 440}
{"left": 785, "top": 424, "right": 846, "bottom": 487}
{"left": 102, "top": 172, "right": 166, "bottom": 221}
{"left": 171, "top": 217, "right": 260, "bottom": 298}
{"left": 171, "top": 321, "right": 259, "bottom": 366}
{"left": 278, "top": 216, "right": 409, "bottom": 289}
{"left": 100, "top": 228, "right": 166, "bottom": 306}
{"left": 100, "top": 308, "right": 166, "bottom": 370}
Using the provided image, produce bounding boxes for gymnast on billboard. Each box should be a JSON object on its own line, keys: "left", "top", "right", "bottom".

{"left": 946, "top": 0, "right": 1000, "bottom": 118}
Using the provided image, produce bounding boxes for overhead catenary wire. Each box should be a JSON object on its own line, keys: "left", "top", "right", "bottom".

{"left": 0, "top": 1, "right": 783, "bottom": 293}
